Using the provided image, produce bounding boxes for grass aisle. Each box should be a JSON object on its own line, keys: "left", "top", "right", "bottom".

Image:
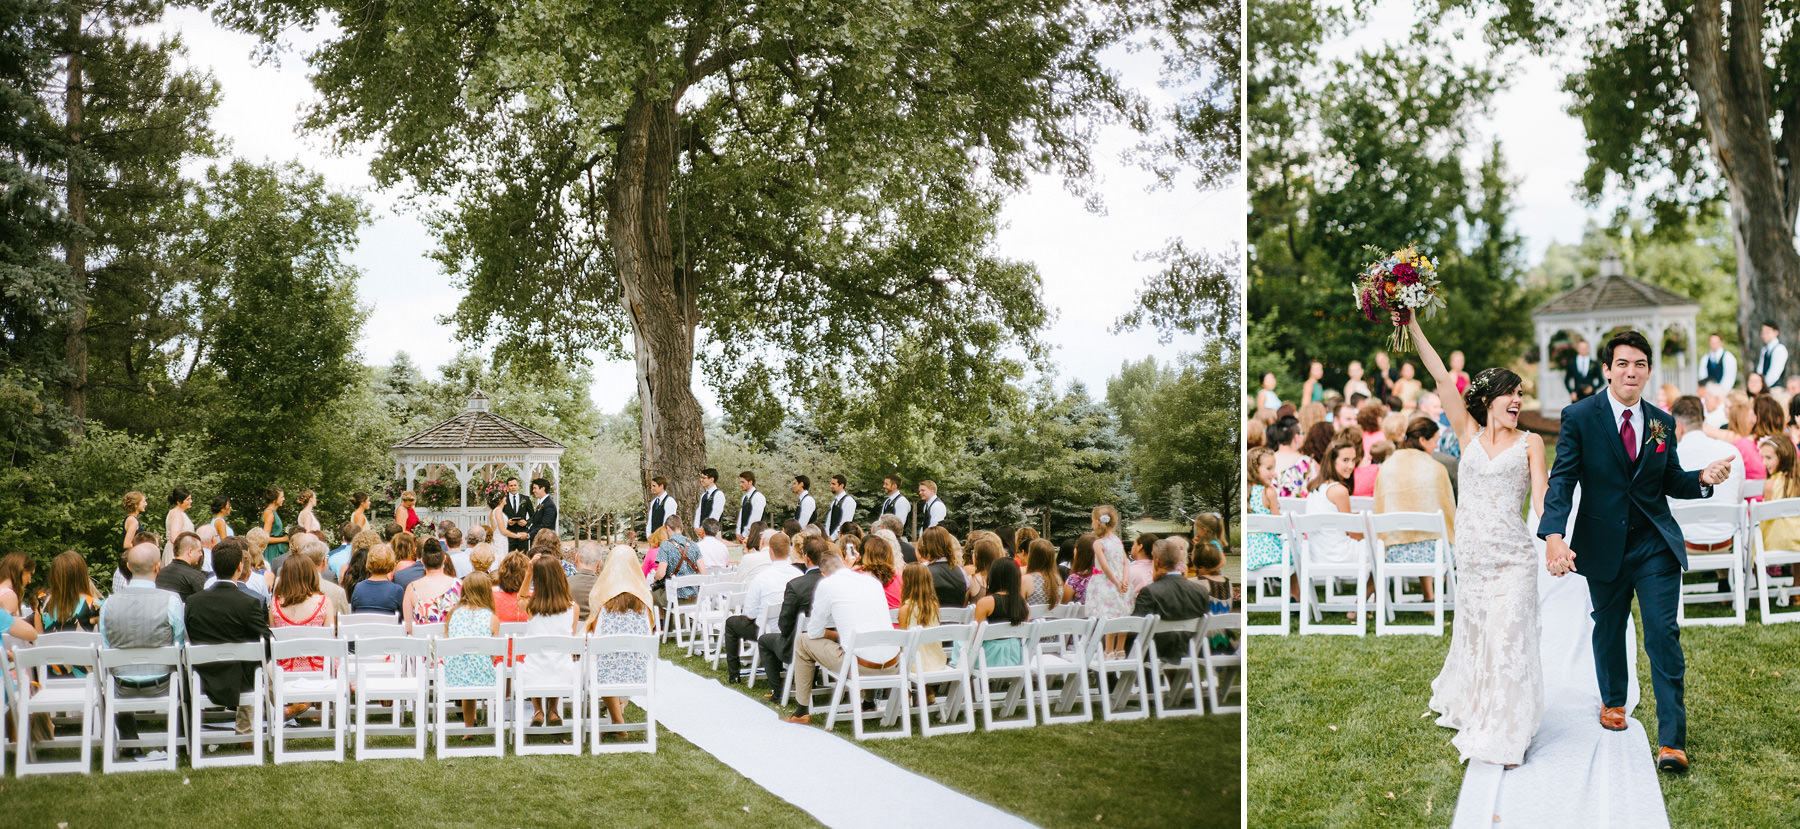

{"left": 1248, "top": 607, "right": 1800, "bottom": 826}
{"left": 662, "top": 641, "right": 1240, "bottom": 829}
{"left": 0, "top": 728, "right": 818, "bottom": 828}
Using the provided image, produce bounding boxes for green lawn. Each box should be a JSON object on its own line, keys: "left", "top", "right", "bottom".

{"left": 0, "top": 727, "right": 817, "bottom": 828}
{"left": 1248, "top": 605, "right": 1800, "bottom": 826}
{"left": 663, "top": 641, "right": 1241, "bottom": 829}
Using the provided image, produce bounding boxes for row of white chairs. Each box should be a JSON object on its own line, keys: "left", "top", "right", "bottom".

{"left": 752, "top": 612, "right": 1240, "bottom": 740}
{"left": 1244, "top": 510, "right": 1453, "bottom": 636}
{"left": 1, "top": 630, "right": 659, "bottom": 776}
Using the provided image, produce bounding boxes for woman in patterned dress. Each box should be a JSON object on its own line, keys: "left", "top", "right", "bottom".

{"left": 587, "top": 545, "right": 654, "bottom": 735}
{"left": 444, "top": 571, "right": 500, "bottom": 729}
{"left": 1269, "top": 417, "right": 1314, "bottom": 498}
{"left": 403, "top": 539, "right": 462, "bottom": 632}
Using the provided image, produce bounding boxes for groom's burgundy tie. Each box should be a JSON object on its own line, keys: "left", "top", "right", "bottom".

{"left": 1621, "top": 409, "right": 1637, "bottom": 462}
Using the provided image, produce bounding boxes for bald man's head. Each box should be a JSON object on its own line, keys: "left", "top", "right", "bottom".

{"left": 126, "top": 542, "right": 161, "bottom": 578}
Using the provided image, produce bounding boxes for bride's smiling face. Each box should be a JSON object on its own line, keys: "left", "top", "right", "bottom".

{"left": 1487, "top": 391, "right": 1523, "bottom": 430}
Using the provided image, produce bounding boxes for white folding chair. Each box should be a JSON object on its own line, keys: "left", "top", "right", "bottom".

{"left": 269, "top": 638, "right": 349, "bottom": 764}
{"left": 1026, "top": 603, "right": 1051, "bottom": 621}
{"left": 1741, "top": 479, "right": 1766, "bottom": 500}
{"left": 35, "top": 631, "right": 102, "bottom": 649}
{"left": 780, "top": 613, "right": 808, "bottom": 707}
{"left": 1086, "top": 615, "right": 1152, "bottom": 721}
{"left": 271, "top": 626, "right": 335, "bottom": 642}
{"left": 1242, "top": 513, "right": 1293, "bottom": 636}
{"left": 1671, "top": 502, "right": 1747, "bottom": 626}
{"left": 908, "top": 623, "right": 978, "bottom": 737}
{"left": 1750, "top": 498, "right": 1800, "bottom": 623}
{"left": 744, "top": 600, "right": 782, "bottom": 688}
{"left": 1368, "top": 511, "right": 1449, "bottom": 636}
{"left": 352, "top": 637, "right": 431, "bottom": 760}
{"left": 337, "top": 611, "right": 403, "bottom": 632}
{"left": 1294, "top": 511, "right": 1375, "bottom": 636}
{"left": 969, "top": 621, "right": 1036, "bottom": 731}
{"left": 822, "top": 628, "right": 912, "bottom": 740}
{"left": 1202, "top": 613, "right": 1243, "bottom": 714}
{"left": 12, "top": 644, "right": 98, "bottom": 775}
{"left": 497, "top": 622, "right": 528, "bottom": 637}
{"left": 186, "top": 642, "right": 267, "bottom": 767}
{"left": 511, "top": 635, "right": 584, "bottom": 755}
{"left": 662, "top": 575, "right": 708, "bottom": 646}
{"left": 1348, "top": 495, "right": 1375, "bottom": 513}
{"left": 939, "top": 606, "right": 972, "bottom": 624}
{"left": 1029, "top": 617, "right": 1094, "bottom": 725}
{"left": 586, "top": 633, "right": 658, "bottom": 753}
{"left": 1146, "top": 617, "right": 1205, "bottom": 718}
{"left": 433, "top": 636, "right": 509, "bottom": 758}
{"left": 691, "top": 583, "right": 744, "bottom": 662}
{"left": 1278, "top": 496, "right": 1308, "bottom": 516}
{"left": 98, "top": 647, "right": 182, "bottom": 773}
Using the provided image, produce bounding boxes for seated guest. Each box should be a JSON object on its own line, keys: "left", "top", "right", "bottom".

{"left": 651, "top": 517, "right": 706, "bottom": 609}
{"left": 1132, "top": 538, "right": 1212, "bottom": 660}
{"left": 243, "top": 527, "right": 273, "bottom": 599}
{"left": 1758, "top": 436, "right": 1800, "bottom": 554}
{"left": 327, "top": 522, "right": 358, "bottom": 581}
{"left": 35, "top": 550, "right": 102, "bottom": 635}
{"left": 897, "top": 563, "right": 947, "bottom": 672}
{"left": 586, "top": 546, "right": 654, "bottom": 733}
{"left": 957, "top": 558, "right": 1030, "bottom": 668}
{"left": 874, "top": 515, "right": 916, "bottom": 563}
{"left": 568, "top": 541, "right": 602, "bottom": 621}
{"left": 403, "top": 539, "right": 463, "bottom": 631}
{"left": 1354, "top": 441, "right": 1392, "bottom": 497}
{"left": 1066, "top": 533, "right": 1097, "bottom": 603}
{"left": 98, "top": 543, "right": 186, "bottom": 751}
{"left": 493, "top": 551, "right": 532, "bottom": 624}
{"left": 1127, "top": 533, "right": 1157, "bottom": 598}
{"left": 917, "top": 526, "right": 968, "bottom": 609}
{"left": 694, "top": 519, "right": 730, "bottom": 569}
{"left": 337, "top": 530, "right": 380, "bottom": 598}
{"left": 270, "top": 555, "right": 335, "bottom": 708}
{"left": 390, "top": 532, "right": 424, "bottom": 589}
{"left": 444, "top": 571, "right": 501, "bottom": 729}
{"left": 450, "top": 526, "right": 480, "bottom": 578}
{"left": 734, "top": 529, "right": 773, "bottom": 584}
{"left": 437, "top": 526, "right": 466, "bottom": 577}
{"left": 185, "top": 538, "right": 271, "bottom": 734}
{"left": 469, "top": 544, "right": 496, "bottom": 575}
{"left": 1023, "top": 539, "right": 1071, "bottom": 608}
{"left": 349, "top": 544, "right": 405, "bottom": 617}
{"left": 855, "top": 534, "right": 902, "bottom": 609}
{"left": 1192, "top": 539, "right": 1236, "bottom": 654}
{"left": 783, "top": 546, "right": 898, "bottom": 725}
{"left": 293, "top": 536, "right": 349, "bottom": 615}
{"left": 1669, "top": 395, "right": 1745, "bottom": 558}
{"left": 155, "top": 531, "right": 209, "bottom": 602}
{"left": 756, "top": 535, "right": 825, "bottom": 696}
{"left": 724, "top": 532, "right": 796, "bottom": 683}
{"left": 520, "top": 557, "right": 579, "bottom": 726}
{"left": 1372, "top": 417, "right": 1456, "bottom": 602}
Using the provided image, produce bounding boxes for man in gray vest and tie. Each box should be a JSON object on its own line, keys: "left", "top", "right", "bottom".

{"left": 824, "top": 475, "right": 857, "bottom": 540}
{"left": 646, "top": 476, "right": 677, "bottom": 540}
{"left": 99, "top": 542, "right": 187, "bottom": 757}
{"left": 917, "top": 480, "right": 947, "bottom": 534}
{"left": 877, "top": 475, "right": 911, "bottom": 528}
{"left": 694, "top": 468, "right": 725, "bottom": 530}
{"left": 791, "top": 475, "right": 816, "bottom": 528}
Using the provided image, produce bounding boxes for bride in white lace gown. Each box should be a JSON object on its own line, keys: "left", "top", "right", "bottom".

{"left": 1407, "top": 318, "right": 1548, "bottom": 767}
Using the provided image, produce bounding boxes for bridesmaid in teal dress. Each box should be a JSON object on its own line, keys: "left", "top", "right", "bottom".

{"left": 261, "top": 488, "right": 289, "bottom": 562}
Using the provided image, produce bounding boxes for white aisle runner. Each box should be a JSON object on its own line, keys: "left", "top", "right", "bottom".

{"left": 650, "top": 659, "right": 1036, "bottom": 828}
{"left": 1450, "top": 512, "right": 1670, "bottom": 828}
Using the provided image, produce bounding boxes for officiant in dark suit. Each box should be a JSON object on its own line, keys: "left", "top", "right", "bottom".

{"left": 502, "top": 476, "right": 533, "bottom": 552}
{"left": 1564, "top": 339, "right": 1605, "bottom": 402}
{"left": 526, "top": 477, "right": 558, "bottom": 543}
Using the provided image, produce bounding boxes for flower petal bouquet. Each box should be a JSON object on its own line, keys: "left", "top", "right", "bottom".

{"left": 1353, "top": 244, "right": 1444, "bottom": 352}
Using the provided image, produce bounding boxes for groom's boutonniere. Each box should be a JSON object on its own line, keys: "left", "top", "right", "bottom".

{"left": 1648, "top": 420, "right": 1669, "bottom": 453}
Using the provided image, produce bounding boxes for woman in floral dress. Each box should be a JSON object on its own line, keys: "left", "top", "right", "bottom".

{"left": 587, "top": 545, "right": 653, "bottom": 736}
{"left": 444, "top": 571, "right": 500, "bottom": 729}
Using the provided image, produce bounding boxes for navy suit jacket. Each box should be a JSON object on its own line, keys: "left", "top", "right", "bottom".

{"left": 1537, "top": 393, "right": 1710, "bottom": 582}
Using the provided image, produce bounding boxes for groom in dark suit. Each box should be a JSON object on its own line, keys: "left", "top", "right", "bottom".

{"left": 1538, "top": 331, "right": 1732, "bottom": 775}
{"left": 502, "top": 476, "right": 533, "bottom": 552}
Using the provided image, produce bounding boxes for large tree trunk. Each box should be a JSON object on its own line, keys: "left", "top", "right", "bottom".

{"left": 1687, "top": 0, "right": 1800, "bottom": 361}
{"left": 63, "top": 17, "right": 88, "bottom": 430}
{"left": 610, "top": 88, "right": 709, "bottom": 532}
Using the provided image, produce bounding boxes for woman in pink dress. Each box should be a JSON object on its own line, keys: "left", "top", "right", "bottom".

{"left": 270, "top": 561, "right": 335, "bottom": 719}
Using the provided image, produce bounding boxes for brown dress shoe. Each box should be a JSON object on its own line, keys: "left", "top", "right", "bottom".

{"left": 1656, "top": 747, "right": 1688, "bottom": 773}
{"left": 1599, "top": 707, "right": 1628, "bottom": 731}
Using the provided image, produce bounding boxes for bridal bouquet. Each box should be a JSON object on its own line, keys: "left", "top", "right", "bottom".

{"left": 1353, "top": 244, "right": 1444, "bottom": 352}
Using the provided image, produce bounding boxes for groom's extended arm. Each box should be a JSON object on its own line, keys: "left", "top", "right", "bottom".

{"left": 1538, "top": 414, "right": 1582, "bottom": 540}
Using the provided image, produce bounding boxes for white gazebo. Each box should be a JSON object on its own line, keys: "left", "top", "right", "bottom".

{"left": 1532, "top": 253, "right": 1699, "bottom": 418}
{"left": 389, "top": 390, "right": 565, "bottom": 532}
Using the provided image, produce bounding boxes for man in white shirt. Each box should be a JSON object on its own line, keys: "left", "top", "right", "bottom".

{"left": 791, "top": 475, "right": 817, "bottom": 528}
{"left": 1697, "top": 333, "right": 1737, "bottom": 392}
{"left": 875, "top": 475, "right": 911, "bottom": 527}
{"left": 723, "top": 532, "right": 796, "bottom": 683}
{"left": 1701, "top": 381, "right": 1730, "bottom": 430}
{"left": 823, "top": 475, "right": 857, "bottom": 539}
{"left": 917, "top": 480, "right": 946, "bottom": 533}
{"left": 646, "top": 476, "right": 678, "bottom": 540}
{"left": 694, "top": 518, "right": 730, "bottom": 569}
{"left": 1666, "top": 395, "right": 1745, "bottom": 552}
{"left": 735, "top": 471, "right": 766, "bottom": 539}
{"left": 693, "top": 467, "right": 726, "bottom": 530}
{"left": 782, "top": 549, "right": 898, "bottom": 724}
{"left": 1757, "top": 321, "right": 1788, "bottom": 387}
{"left": 734, "top": 530, "right": 774, "bottom": 584}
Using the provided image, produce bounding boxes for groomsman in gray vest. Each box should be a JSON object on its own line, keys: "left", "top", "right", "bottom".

{"left": 694, "top": 468, "right": 726, "bottom": 530}
{"left": 791, "top": 475, "right": 817, "bottom": 528}
{"left": 646, "top": 476, "right": 677, "bottom": 540}
{"left": 876, "top": 475, "right": 911, "bottom": 528}
{"left": 918, "top": 480, "right": 947, "bottom": 532}
{"left": 824, "top": 475, "right": 857, "bottom": 540}
{"left": 99, "top": 543, "right": 187, "bottom": 752}
{"left": 736, "top": 470, "right": 767, "bottom": 539}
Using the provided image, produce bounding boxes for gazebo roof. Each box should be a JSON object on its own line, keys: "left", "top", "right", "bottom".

{"left": 390, "top": 391, "right": 565, "bottom": 453}
{"left": 1533, "top": 272, "right": 1698, "bottom": 318}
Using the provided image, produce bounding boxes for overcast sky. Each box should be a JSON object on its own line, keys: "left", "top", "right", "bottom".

{"left": 151, "top": 9, "right": 1236, "bottom": 415}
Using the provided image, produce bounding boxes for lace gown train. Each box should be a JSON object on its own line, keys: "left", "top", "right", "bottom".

{"left": 1428, "top": 430, "right": 1545, "bottom": 766}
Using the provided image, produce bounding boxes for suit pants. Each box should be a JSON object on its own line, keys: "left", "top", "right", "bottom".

{"left": 722, "top": 615, "right": 760, "bottom": 677}
{"left": 756, "top": 632, "right": 790, "bottom": 692}
{"left": 1587, "top": 531, "right": 1685, "bottom": 750}
{"left": 113, "top": 675, "right": 173, "bottom": 743}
